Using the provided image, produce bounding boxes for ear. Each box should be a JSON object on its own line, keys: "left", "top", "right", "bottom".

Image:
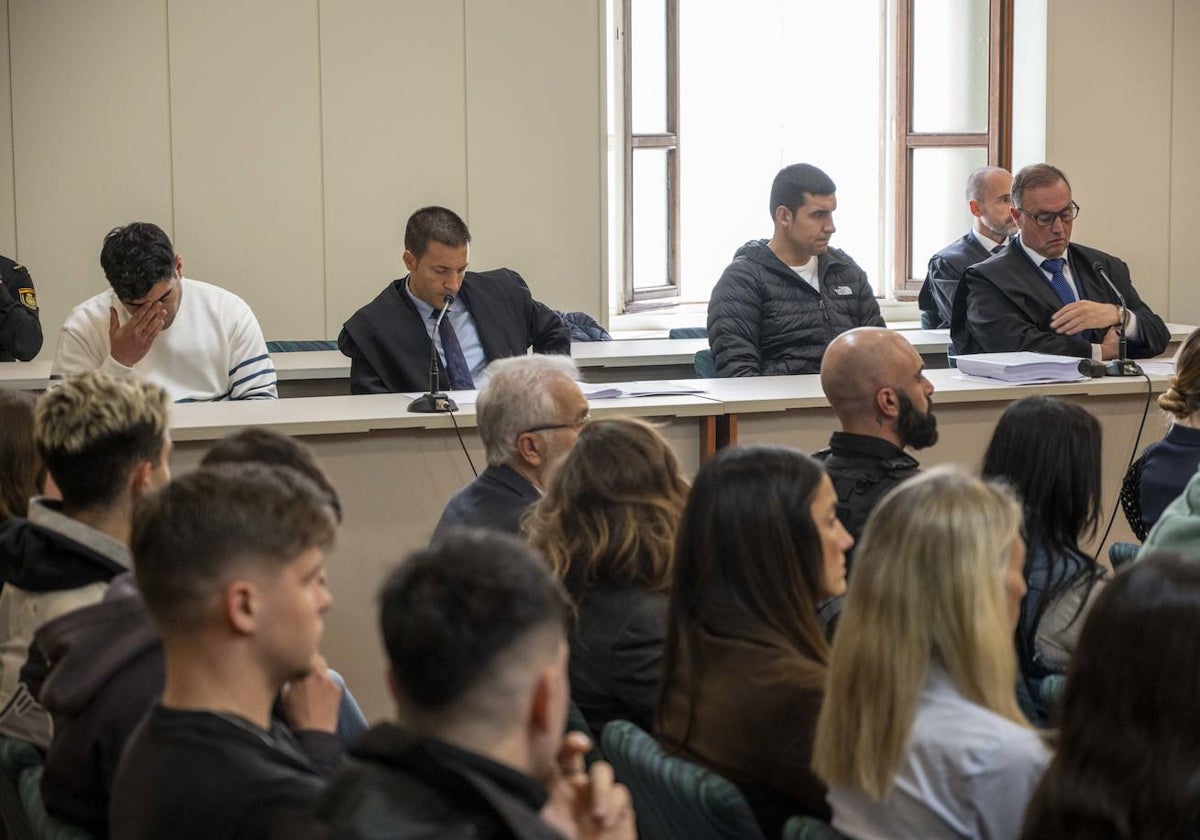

{"left": 128, "top": 459, "right": 154, "bottom": 501}
{"left": 515, "top": 432, "right": 543, "bottom": 468}
{"left": 774, "top": 205, "right": 791, "bottom": 227}
{"left": 528, "top": 666, "right": 555, "bottom": 737}
{"left": 875, "top": 386, "right": 901, "bottom": 421}
{"left": 968, "top": 198, "right": 983, "bottom": 219}
{"left": 173, "top": 253, "right": 184, "bottom": 277}
{"left": 402, "top": 250, "right": 418, "bottom": 273}
{"left": 223, "top": 579, "right": 259, "bottom": 636}
{"left": 1010, "top": 206, "right": 1023, "bottom": 227}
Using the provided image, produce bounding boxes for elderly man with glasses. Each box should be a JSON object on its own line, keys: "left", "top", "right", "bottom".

{"left": 950, "top": 163, "right": 1168, "bottom": 360}
{"left": 433, "top": 354, "right": 588, "bottom": 538}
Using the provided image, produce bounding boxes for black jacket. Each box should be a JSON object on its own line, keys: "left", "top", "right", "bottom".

{"left": 919, "top": 233, "right": 996, "bottom": 329}
{"left": 433, "top": 464, "right": 540, "bottom": 539}
{"left": 707, "top": 240, "right": 884, "bottom": 377}
{"left": 951, "top": 240, "right": 1170, "bottom": 358}
{"left": 338, "top": 269, "right": 570, "bottom": 394}
{"left": 0, "top": 255, "right": 41, "bottom": 362}
{"left": 813, "top": 432, "right": 920, "bottom": 565}
{"left": 1121, "top": 424, "right": 1200, "bottom": 542}
{"left": 568, "top": 583, "right": 666, "bottom": 740}
{"left": 314, "top": 724, "right": 562, "bottom": 840}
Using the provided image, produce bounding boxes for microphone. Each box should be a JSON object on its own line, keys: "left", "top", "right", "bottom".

{"left": 408, "top": 293, "right": 459, "bottom": 413}
{"left": 1092, "top": 261, "right": 1142, "bottom": 377}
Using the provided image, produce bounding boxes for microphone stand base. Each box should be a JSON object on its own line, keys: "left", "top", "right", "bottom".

{"left": 408, "top": 392, "right": 459, "bottom": 413}
{"left": 1105, "top": 360, "right": 1143, "bottom": 377}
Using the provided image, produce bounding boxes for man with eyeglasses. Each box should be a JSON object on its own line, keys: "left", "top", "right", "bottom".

{"left": 919, "top": 166, "right": 1017, "bottom": 330}
{"left": 951, "top": 163, "right": 1168, "bottom": 360}
{"left": 434, "top": 354, "right": 587, "bottom": 538}
{"left": 52, "top": 222, "right": 277, "bottom": 401}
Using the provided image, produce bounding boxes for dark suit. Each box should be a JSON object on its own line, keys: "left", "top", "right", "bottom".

{"left": 0, "top": 256, "right": 41, "bottom": 362}
{"left": 433, "top": 464, "right": 540, "bottom": 538}
{"left": 338, "top": 268, "right": 570, "bottom": 394}
{"left": 951, "top": 240, "right": 1169, "bottom": 358}
{"left": 919, "top": 233, "right": 995, "bottom": 329}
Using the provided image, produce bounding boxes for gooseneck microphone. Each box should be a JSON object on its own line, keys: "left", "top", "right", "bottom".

{"left": 1093, "top": 261, "right": 1142, "bottom": 377}
{"left": 408, "top": 294, "right": 459, "bottom": 413}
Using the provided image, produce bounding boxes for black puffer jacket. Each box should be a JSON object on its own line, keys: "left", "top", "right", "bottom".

{"left": 707, "top": 240, "right": 885, "bottom": 377}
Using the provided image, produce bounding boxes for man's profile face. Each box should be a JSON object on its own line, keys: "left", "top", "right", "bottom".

{"left": 893, "top": 346, "right": 937, "bottom": 450}
{"left": 974, "top": 171, "right": 1017, "bottom": 240}
{"left": 255, "top": 545, "right": 333, "bottom": 683}
{"left": 779, "top": 193, "right": 837, "bottom": 261}
{"left": 122, "top": 256, "right": 184, "bottom": 329}
{"left": 1013, "top": 178, "right": 1073, "bottom": 259}
{"left": 404, "top": 241, "right": 470, "bottom": 309}
{"left": 531, "top": 380, "right": 590, "bottom": 483}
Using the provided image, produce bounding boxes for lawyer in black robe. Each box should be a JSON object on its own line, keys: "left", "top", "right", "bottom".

{"left": 950, "top": 240, "right": 1169, "bottom": 358}
{"left": 338, "top": 268, "right": 570, "bottom": 394}
{"left": 920, "top": 233, "right": 995, "bottom": 330}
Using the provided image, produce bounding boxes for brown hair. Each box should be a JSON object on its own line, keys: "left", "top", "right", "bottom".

{"left": 0, "top": 391, "right": 45, "bottom": 523}
{"left": 1158, "top": 327, "right": 1200, "bottom": 419}
{"left": 523, "top": 417, "right": 688, "bottom": 605}
{"left": 1012, "top": 163, "right": 1071, "bottom": 210}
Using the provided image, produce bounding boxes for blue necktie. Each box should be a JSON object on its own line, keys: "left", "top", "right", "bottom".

{"left": 434, "top": 311, "right": 474, "bottom": 390}
{"left": 1041, "top": 258, "right": 1076, "bottom": 306}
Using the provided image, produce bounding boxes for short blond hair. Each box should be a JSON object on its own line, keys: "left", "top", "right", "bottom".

{"left": 813, "top": 466, "right": 1028, "bottom": 799}
{"left": 36, "top": 372, "right": 169, "bottom": 509}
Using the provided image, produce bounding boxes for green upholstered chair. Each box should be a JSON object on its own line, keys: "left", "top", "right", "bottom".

{"left": 694, "top": 349, "right": 717, "bottom": 378}
{"left": 667, "top": 327, "right": 707, "bottom": 340}
{"left": 1108, "top": 541, "right": 1140, "bottom": 570}
{"left": 783, "top": 815, "right": 852, "bottom": 840}
{"left": 265, "top": 340, "right": 338, "bottom": 352}
{"left": 0, "top": 737, "right": 39, "bottom": 840}
{"left": 600, "top": 720, "right": 766, "bottom": 840}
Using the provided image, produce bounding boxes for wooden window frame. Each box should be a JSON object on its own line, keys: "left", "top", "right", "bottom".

{"left": 894, "top": 0, "right": 1014, "bottom": 297}
{"left": 622, "top": 0, "right": 680, "bottom": 308}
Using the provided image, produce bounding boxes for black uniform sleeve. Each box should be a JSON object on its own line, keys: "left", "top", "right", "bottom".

{"left": 0, "top": 260, "right": 42, "bottom": 361}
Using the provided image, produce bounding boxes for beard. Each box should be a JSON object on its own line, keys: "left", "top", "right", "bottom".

{"left": 896, "top": 390, "right": 939, "bottom": 450}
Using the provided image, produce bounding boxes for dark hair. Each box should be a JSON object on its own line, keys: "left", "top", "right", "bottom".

{"left": 201, "top": 428, "right": 342, "bottom": 522}
{"left": 769, "top": 163, "right": 836, "bottom": 218}
{"left": 1020, "top": 555, "right": 1200, "bottom": 839}
{"left": 1012, "top": 163, "right": 1071, "bottom": 211}
{"left": 132, "top": 463, "right": 337, "bottom": 635}
{"left": 0, "top": 391, "right": 44, "bottom": 523}
{"left": 982, "top": 396, "right": 1104, "bottom": 669}
{"left": 657, "top": 445, "right": 830, "bottom": 739}
{"left": 1159, "top": 326, "right": 1200, "bottom": 419}
{"left": 524, "top": 418, "right": 689, "bottom": 605}
{"left": 35, "top": 372, "right": 169, "bottom": 512}
{"left": 100, "top": 222, "right": 176, "bottom": 301}
{"left": 403, "top": 206, "right": 471, "bottom": 260}
{"left": 380, "top": 529, "right": 569, "bottom": 710}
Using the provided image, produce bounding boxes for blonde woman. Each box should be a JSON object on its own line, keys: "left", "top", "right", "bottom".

{"left": 524, "top": 417, "right": 689, "bottom": 739}
{"left": 813, "top": 466, "right": 1049, "bottom": 839}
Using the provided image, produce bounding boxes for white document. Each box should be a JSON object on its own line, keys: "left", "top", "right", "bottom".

{"left": 582, "top": 380, "right": 707, "bottom": 399}
{"left": 953, "top": 352, "right": 1088, "bottom": 384}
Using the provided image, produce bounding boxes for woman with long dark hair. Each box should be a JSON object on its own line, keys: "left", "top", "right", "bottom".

{"left": 982, "top": 396, "right": 1107, "bottom": 722}
{"left": 524, "top": 417, "right": 689, "bottom": 738}
{"left": 1021, "top": 555, "right": 1200, "bottom": 839}
{"left": 655, "top": 445, "right": 853, "bottom": 837}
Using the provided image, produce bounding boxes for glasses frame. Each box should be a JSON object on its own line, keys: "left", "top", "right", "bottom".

{"left": 1016, "top": 200, "right": 1080, "bottom": 227}
{"left": 520, "top": 413, "right": 591, "bottom": 437}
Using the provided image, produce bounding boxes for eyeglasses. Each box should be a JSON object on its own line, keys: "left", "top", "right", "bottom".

{"left": 1016, "top": 201, "right": 1080, "bottom": 227}
{"left": 521, "top": 412, "right": 591, "bottom": 436}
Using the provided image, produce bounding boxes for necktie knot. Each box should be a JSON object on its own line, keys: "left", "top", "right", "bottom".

{"left": 1041, "top": 258, "right": 1065, "bottom": 274}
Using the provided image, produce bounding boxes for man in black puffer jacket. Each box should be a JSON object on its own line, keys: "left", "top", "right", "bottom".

{"left": 707, "top": 163, "right": 885, "bottom": 377}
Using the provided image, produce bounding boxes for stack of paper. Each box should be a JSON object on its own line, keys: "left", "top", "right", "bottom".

{"left": 954, "top": 352, "right": 1088, "bottom": 384}
{"left": 582, "top": 381, "right": 708, "bottom": 399}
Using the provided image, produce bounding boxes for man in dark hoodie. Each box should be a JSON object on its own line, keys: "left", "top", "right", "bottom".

{"left": 0, "top": 371, "right": 171, "bottom": 748}
{"left": 707, "top": 163, "right": 885, "bottom": 377}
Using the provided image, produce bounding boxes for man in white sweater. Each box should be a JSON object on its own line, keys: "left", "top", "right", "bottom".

{"left": 52, "top": 222, "right": 276, "bottom": 401}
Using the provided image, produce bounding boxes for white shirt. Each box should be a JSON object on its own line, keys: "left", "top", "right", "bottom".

{"left": 970, "top": 228, "right": 1006, "bottom": 253}
{"left": 790, "top": 255, "right": 820, "bottom": 291}
{"left": 52, "top": 278, "right": 276, "bottom": 402}
{"left": 828, "top": 667, "right": 1050, "bottom": 840}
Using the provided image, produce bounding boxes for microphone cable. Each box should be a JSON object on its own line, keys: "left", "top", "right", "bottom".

{"left": 1097, "top": 370, "right": 1154, "bottom": 553}
{"left": 447, "top": 406, "right": 479, "bottom": 478}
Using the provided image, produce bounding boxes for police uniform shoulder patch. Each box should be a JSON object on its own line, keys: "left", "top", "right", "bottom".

{"left": 18, "top": 288, "right": 37, "bottom": 310}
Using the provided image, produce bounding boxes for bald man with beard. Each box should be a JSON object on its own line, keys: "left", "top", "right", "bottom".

{"left": 814, "top": 328, "right": 938, "bottom": 560}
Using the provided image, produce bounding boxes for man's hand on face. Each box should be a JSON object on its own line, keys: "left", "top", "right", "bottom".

{"left": 280, "top": 653, "right": 342, "bottom": 734}
{"left": 108, "top": 302, "right": 167, "bottom": 367}
{"left": 541, "top": 732, "right": 637, "bottom": 840}
{"left": 1050, "top": 301, "right": 1120, "bottom": 336}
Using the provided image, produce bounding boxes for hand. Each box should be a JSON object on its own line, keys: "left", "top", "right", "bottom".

{"left": 1050, "top": 301, "right": 1120, "bottom": 336}
{"left": 1100, "top": 326, "right": 1119, "bottom": 361}
{"left": 108, "top": 304, "right": 165, "bottom": 367}
{"left": 541, "top": 732, "right": 637, "bottom": 840}
{"left": 280, "top": 653, "right": 342, "bottom": 734}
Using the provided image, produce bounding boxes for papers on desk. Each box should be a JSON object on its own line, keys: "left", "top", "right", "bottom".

{"left": 953, "top": 352, "right": 1088, "bottom": 384}
{"left": 582, "top": 381, "right": 708, "bottom": 399}
{"left": 1140, "top": 360, "right": 1176, "bottom": 376}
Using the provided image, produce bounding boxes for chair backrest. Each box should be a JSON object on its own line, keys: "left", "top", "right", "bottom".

{"left": 667, "top": 327, "right": 707, "bottom": 340}
{"left": 600, "top": 720, "right": 766, "bottom": 840}
{"left": 783, "top": 815, "right": 852, "bottom": 840}
{"left": 694, "top": 349, "right": 717, "bottom": 379}
{"left": 1108, "top": 541, "right": 1140, "bottom": 570}
{"left": 265, "top": 340, "right": 338, "bottom": 352}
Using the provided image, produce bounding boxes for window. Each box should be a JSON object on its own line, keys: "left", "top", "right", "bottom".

{"left": 616, "top": 0, "right": 1014, "bottom": 312}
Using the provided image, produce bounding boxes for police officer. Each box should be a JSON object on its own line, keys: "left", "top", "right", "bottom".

{"left": 0, "top": 255, "right": 41, "bottom": 361}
